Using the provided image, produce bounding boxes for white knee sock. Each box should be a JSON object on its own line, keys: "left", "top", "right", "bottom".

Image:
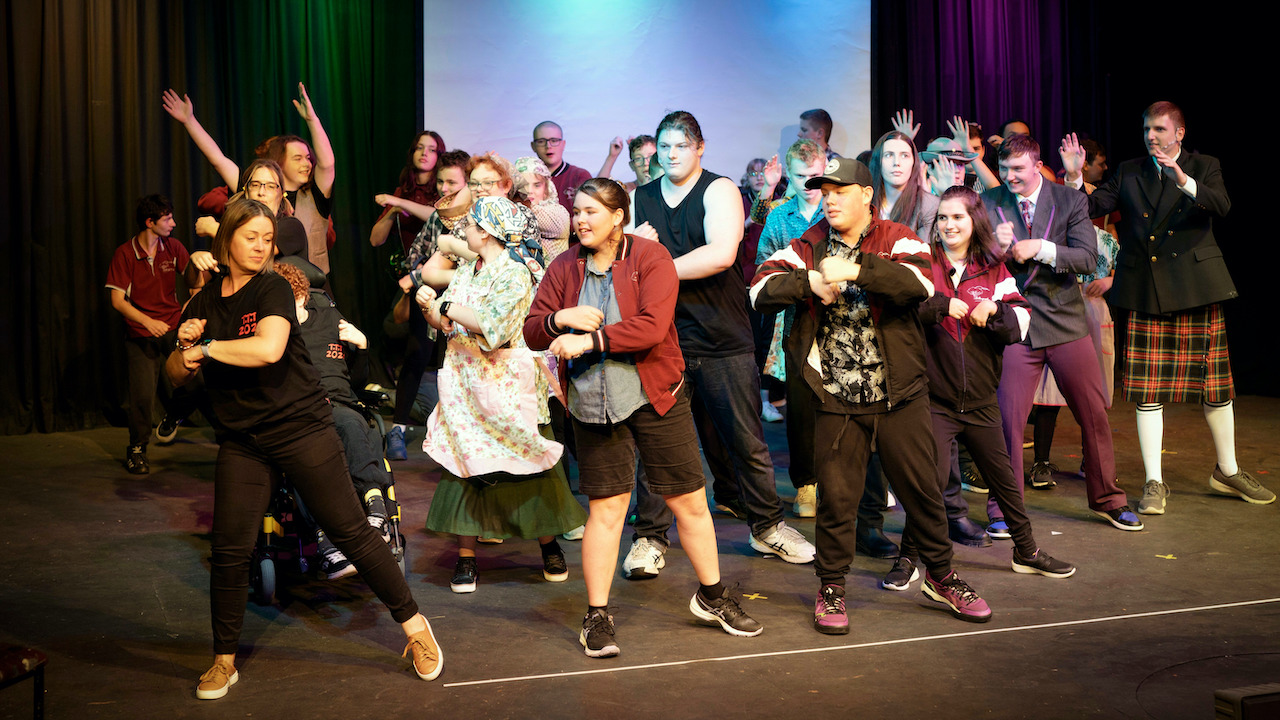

{"left": 1203, "top": 401, "right": 1238, "bottom": 476}
{"left": 1135, "top": 404, "right": 1164, "bottom": 483}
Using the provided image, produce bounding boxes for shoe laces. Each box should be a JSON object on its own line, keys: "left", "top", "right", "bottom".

{"left": 938, "top": 573, "right": 979, "bottom": 602}
{"left": 402, "top": 631, "right": 439, "bottom": 665}
{"left": 891, "top": 557, "right": 914, "bottom": 575}
{"left": 199, "top": 661, "right": 234, "bottom": 686}
{"left": 819, "top": 586, "right": 845, "bottom": 613}
{"left": 584, "top": 609, "right": 614, "bottom": 636}
{"left": 710, "top": 584, "right": 749, "bottom": 619}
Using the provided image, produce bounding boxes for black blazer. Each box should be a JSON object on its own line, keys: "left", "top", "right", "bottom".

{"left": 982, "top": 180, "right": 1096, "bottom": 349}
{"left": 1084, "top": 151, "right": 1235, "bottom": 314}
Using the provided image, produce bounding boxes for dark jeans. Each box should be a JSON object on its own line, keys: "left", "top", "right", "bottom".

{"left": 902, "top": 406, "right": 1036, "bottom": 560}
{"left": 331, "top": 403, "right": 392, "bottom": 499}
{"left": 394, "top": 308, "right": 437, "bottom": 425}
{"left": 124, "top": 332, "right": 196, "bottom": 446}
{"left": 210, "top": 417, "right": 418, "bottom": 654}
{"left": 813, "top": 394, "right": 952, "bottom": 586}
{"left": 632, "top": 353, "right": 784, "bottom": 540}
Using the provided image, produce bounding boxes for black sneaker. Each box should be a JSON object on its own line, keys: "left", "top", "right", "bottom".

{"left": 580, "top": 608, "right": 620, "bottom": 658}
{"left": 689, "top": 584, "right": 763, "bottom": 637}
{"left": 542, "top": 549, "right": 569, "bottom": 583}
{"left": 1092, "top": 505, "right": 1144, "bottom": 532}
{"left": 318, "top": 544, "right": 357, "bottom": 580}
{"left": 1028, "top": 461, "right": 1058, "bottom": 489}
{"left": 960, "top": 463, "right": 988, "bottom": 493}
{"left": 1012, "top": 548, "right": 1076, "bottom": 579}
{"left": 450, "top": 556, "right": 478, "bottom": 593}
{"left": 880, "top": 556, "right": 920, "bottom": 592}
{"left": 126, "top": 444, "right": 149, "bottom": 475}
{"left": 155, "top": 415, "right": 180, "bottom": 445}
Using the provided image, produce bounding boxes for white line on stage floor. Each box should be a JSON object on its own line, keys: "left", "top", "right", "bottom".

{"left": 442, "top": 596, "right": 1280, "bottom": 688}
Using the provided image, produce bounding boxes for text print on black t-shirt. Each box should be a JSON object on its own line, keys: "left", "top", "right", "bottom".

{"left": 326, "top": 342, "right": 344, "bottom": 360}
{"left": 239, "top": 312, "right": 258, "bottom": 336}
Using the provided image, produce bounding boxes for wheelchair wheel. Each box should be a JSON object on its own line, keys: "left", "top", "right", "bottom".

{"left": 253, "top": 557, "right": 277, "bottom": 606}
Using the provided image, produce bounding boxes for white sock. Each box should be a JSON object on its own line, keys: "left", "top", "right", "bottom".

{"left": 394, "top": 423, "right": 407, "bottom": 433}
{"left": 1203, "top": 401, "right": 1238, "bottom": 476}
{"left": 1135, "top": 404, "right": 1164, "bottom": 484}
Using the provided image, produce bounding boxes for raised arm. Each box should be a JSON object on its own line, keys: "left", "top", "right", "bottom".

{"left": 162, "top": 89, "right": 240, "bottom": 190}
{"left": 672, "top": 177, "right": 744, "bottom": 280}
{"left": 293, "top": 83, "right": 335, "bottom": 198}
{"left": 598, "top": 136, "right": 626, "bottom": 178}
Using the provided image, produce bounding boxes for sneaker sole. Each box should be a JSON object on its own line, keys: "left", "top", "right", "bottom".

{"left": 155, "top": 429, "right": 178, "bottom": 444}
{"left": 813, "top": 620, "right": 850, "bottom": 635}
{"left": 195, "top": 671, "right": 238, "bottom": 700}
{"left": 1137, "top": 502, "right": 1166, "bottom": 515}
{"left": 921, "top": 583, "right": 992, "bottom": 623}
{"left": 1209, "top": 477, "right": 1277, "bottom": 505}
{"left": 793, "top": 503, "right": 816, "bottom": 518}
{"left": 622, "top": 554, "right": 665, "bottom": 580}
{"left": 579, "top": 629, "right": 620, "bottom": 658}
{"left": 880, "top": 567, "right": 920, "bottom": 592}
{"left": 960, "top": 484, "right": 989, "bottom": 494}
{"left": 1011, "top": 560, "right": 1077, "bottom": 579}
{"left": 543, "top": 570, "right": 569, "bottom": 582}
{"left": 1091, "top": 510, "right": 1144, "bottom": 531}
{"left": 748, "top": 537, "right": 815, "bottom": 565}
{"left": 325, "top": 565, "right": 359, "bottom": 581}
{"left": 450, "top": 581, "right": 477, "bottom": 593}
{"left": 409, "top": 622, "right": 445, "bottom": 681}
{"left": 987, "top": 526, "right": 1012, "bottom": 540}
{"left": 688, "top": 595, "right": 764, "bottom": 638}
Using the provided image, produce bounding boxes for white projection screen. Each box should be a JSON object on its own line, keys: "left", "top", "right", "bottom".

{"left": 422, "top": 0, "right": 871, "bottom": 184}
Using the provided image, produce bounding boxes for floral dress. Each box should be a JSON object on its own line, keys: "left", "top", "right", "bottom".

{"left": 423, "top": 252, "right": 585, "bottom": 538}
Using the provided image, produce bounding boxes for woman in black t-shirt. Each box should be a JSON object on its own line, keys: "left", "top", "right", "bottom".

{"left": 166, "top": 198, "right": 442, "bottom": 699}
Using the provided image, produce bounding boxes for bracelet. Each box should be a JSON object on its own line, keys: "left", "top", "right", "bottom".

{"left": 438, "top": 301, "right": 452, "bottom": 319}
{"left": 201, "top": 340, "right": 214, "bottom": 360}
{"left": 176, "top": 338, "right": 197, "bottom": 352}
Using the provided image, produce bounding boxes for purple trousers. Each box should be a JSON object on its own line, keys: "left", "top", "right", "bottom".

{"left": 995, "top": 337, "right": 1127, "bottom": 514}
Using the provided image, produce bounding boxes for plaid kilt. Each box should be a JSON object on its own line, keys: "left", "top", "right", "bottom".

{"left": 1123, "top": 303, "right": 1234, "bottom": 404}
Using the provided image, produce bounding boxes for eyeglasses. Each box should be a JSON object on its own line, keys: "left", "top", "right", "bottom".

{"left": 467, "top": 179, "right": 502, "bottom": 192}
{"left": 748, "top": 172, "right": 764, "bottom": 178}
{"left": 246, "top": 181, "right": 281, "bottom": 192}
{"left": 532, "top": 138, "right": 564, "bottom": 148}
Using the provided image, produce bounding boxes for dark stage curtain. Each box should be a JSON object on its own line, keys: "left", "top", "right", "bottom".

{"left": 872, "top": 0, "right": 1269, "bottom": 395}
{"left": 2, "top": 0, "right": 425, "bottom": 434}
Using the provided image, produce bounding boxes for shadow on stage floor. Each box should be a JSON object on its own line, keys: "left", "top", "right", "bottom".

{"left": 2, "top": 398, "right": 1278, "bottom": 719}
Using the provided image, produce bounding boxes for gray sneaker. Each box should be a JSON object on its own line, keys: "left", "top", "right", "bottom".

{"left": 1137, "top": 480, "right": 1170, "bottom": 515}
{"left": 622, "top": 537, "right": 666, "bottom": 579}
{"left": 749, "top": 521, "right": 816, "bottom": 564}
{"left": 1210, "top": 466, "right": 1276, "bottom": 505}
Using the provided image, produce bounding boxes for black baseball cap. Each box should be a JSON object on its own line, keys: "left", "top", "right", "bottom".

{"left": 804, "top": 157, "right": 873, "bottom": 189}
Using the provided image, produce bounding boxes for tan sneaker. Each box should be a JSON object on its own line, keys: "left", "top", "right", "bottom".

{"left": 402, "top": 622, "right": 444, "bottom": 681}
{"left": 195, "top": 660, "right": 238, "bottom": 700}
{"left": 793, "top": 484, "right": 817, "bottom": 518}
{"left": 1210, "top": 466, "right": 1276, "bottom": 505}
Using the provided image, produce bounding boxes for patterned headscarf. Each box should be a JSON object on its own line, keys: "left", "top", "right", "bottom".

{"left": 469, "top": 196, "right": 546, "bottom": 282}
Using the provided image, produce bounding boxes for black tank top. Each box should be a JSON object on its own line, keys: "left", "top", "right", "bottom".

{"left": 634, "top": 170, "right": 753, "bottom": 358}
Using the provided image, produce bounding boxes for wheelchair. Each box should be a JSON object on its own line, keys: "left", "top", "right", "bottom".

{"left": 249, "top": 388, "right": 407, "bottom": 606}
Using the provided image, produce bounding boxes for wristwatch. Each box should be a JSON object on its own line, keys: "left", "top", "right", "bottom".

{"left": 438, "top": 301, "right": 452, "bottom": 319}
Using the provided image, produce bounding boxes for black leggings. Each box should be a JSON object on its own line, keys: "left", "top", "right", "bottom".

{"left": 210, "top": 416, "right": 418, "bottom": 654}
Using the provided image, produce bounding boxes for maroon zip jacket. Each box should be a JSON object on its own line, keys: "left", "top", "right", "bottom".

{"left": 524, "top": 234, "right": 686, "bottom": 417}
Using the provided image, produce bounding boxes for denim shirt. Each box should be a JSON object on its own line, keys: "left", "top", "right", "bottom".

{"left": 567, "top": 260, "right": 646, "bottom": 424}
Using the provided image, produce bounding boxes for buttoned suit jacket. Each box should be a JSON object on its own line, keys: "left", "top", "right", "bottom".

{"left": 1082, "top": 151, "right": 1235, "bottom": 315}
{"left": 982, "top": 180, "right": 1097, "bottom": 349}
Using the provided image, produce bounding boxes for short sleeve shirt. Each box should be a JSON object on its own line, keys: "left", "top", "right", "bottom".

{"left": 105, "top": 235, "right": 190, "bottom": 338}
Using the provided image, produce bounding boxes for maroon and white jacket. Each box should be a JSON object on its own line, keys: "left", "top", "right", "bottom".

{"left": 920, "top": 244, "right": 1030, "bottom": 414}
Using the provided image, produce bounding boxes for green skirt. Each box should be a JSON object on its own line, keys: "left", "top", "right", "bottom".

{"left": 424, "top": 428, "right": 587, "bottom": 539}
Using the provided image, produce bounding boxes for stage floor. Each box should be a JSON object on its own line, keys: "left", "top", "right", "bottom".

{"left": 2, "top": 397, "right": 1278, "bottom": 719}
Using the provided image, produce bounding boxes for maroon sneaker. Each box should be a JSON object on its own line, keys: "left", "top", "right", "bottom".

{"left": 923, "top": 571, "right": 992, "bottom": 623}
{"left": 814, "top": 584, "right": 849, "bottom": 635}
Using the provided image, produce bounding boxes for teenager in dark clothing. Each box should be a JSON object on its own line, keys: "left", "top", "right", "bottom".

{"left": 909, "top": 186, "right": 1075, "bottom": 587}
{"left": 751, "top": 158, "right": 993, "bottom": 633}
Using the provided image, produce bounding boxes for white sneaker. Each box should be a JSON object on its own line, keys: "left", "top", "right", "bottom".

{"left": 749, "top": 521, "right": 816, "bottom": 564}
{"left": 622, "top": 537, "right": 666, "bottom": 580}
{"left": 561, "top": 525, "right": 586, "bottom": 541}
{"left": 761, "top": 402, "right": 784, "bottom": 423}
{"left": 793, "top": 485, "right": 817, "bottom": 518}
